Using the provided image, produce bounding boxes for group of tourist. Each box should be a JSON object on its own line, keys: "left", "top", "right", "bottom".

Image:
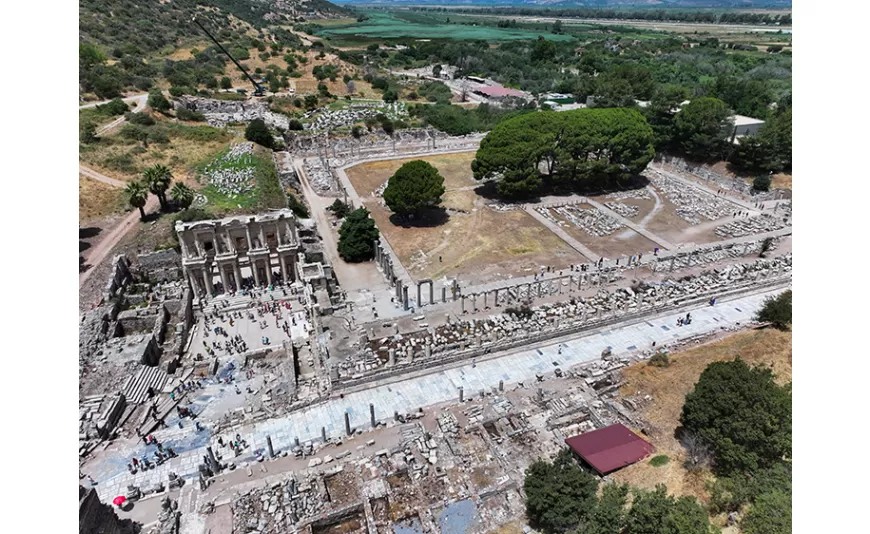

{"left": 128, "top": 436, "right": 177, "bottom": 474}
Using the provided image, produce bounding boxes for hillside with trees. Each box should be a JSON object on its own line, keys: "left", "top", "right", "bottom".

{"left": 78, "top": 0, "right": 351, "bottom": 98}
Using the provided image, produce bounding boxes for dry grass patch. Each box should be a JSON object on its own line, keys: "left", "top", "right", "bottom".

{"left": 345, "top": 151, "right": 478, "bottom": 197}
{"left": 79, "top": 120, "right": 234, "bottom": 183}
{"left": 79, "top": 176, "right": 126, "bottom": 224}
{"left": 611, "top": 328, "right": 792, "bottom": 500}
{"left": 771, "top": 173, "right": 792, "bottom": 189}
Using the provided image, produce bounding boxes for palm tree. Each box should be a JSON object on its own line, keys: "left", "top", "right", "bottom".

{"left": 125, "top": 180, "right": 149, "bottom": 220}
{"left": 171, "top": 182, "right": 195, "bottom": 210}
{"left": 143, "top": 164, "right": 173, "bottom": 211}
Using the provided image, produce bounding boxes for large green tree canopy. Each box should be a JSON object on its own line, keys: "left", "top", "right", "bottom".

{"left": 337, "top": 207, "right": 380, "bottom": 263}
{"left": 523, "top": 448, "right": 599, "bottom": 533}
{"left": 680, "top": 359, "right": 792, "bottom": 475}
{"left": 472, "top": 108, "right": 655, "bottom": 198}
{"left": 625, "top": 485, "right": 715, "bottom": 534}
{"left": 383, "top": 160, "right": 446, "bottom": 217}
{"left": 673, "top": 97, "right": 733, "bottom": 162}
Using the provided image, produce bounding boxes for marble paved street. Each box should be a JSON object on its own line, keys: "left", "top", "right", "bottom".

{"left": 92, "top": 287, "right": 783, "bottom": 501}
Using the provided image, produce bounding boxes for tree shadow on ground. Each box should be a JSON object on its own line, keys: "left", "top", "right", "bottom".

{"left": 389, "top": 207, "right": 450, "bottom": 228}
{"left": 562, "top": 174, "right": 652, "bottom": 198}
{"left": 80, "top": 256, "right": 90, "bottom": 273}
{"left": 80, "top": 241, "right": 92, "bottom": 253}
{"left": 472, "top": 175, "right": 652, "bottom": 204}
{"left": 472, "top": 181, "right": 510, "bottom": 202}
{"left": 141, "top": 211, "right": 162, "bottom": 223}
{"left": 80, "top": 227, "right": 102, "bottom": 239}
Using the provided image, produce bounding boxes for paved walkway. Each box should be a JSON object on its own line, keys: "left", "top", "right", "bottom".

{"left": 90, "top": 286, "right": 784, "bottom": 501}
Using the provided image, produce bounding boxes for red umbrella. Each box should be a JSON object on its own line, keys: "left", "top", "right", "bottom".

{"left": 113, "top": 496, "right": 127, "bottom": 507}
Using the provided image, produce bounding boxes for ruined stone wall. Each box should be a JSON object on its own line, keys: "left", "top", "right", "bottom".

{"left": 79, "top": 303, "right": 121, "bottom": 362}
{"left": 152, "top": 305, "right": 170, "bottom": 345}
{"left": 96, "top": 393, "right": 127, "bottom": 439}
{"left": 333, "top": 265, "right": 791, "bottom": 391}
{"left": 175, "top": 96, "right": 289, "bottom": 130}
{"left": 138, "top": 250, "right": 182, "bottom": 282}
{"left": 104, "top": 255, "right": 132, "bottom": 300}
{"left": 116, "top": 308, "right": 158, "bottom": 336}
{"left": 654, "top": 154, "right": 788, "bottom": 200}
{"left": 285, "top": 127, "right": 447, "bottom": 152}
{"left": 79, "top": 487, "right": 133, "bottom": 534}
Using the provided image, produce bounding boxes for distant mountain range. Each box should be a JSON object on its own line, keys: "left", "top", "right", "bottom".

{"left": 332, "top": 1, "right": 791, "bottom": 8}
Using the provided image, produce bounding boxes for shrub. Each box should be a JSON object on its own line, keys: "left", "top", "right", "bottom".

{"left": 648, "top": 352, "right": 670, "bottom": 367}
{"left": 287, "top": 119, "right": 304, "bottom": 131}
{"left": 287, "top": 193, "right": 309, "bottom": 218}
{"left": 80, "top": 121, "right": 98, "bottom": 144}
{"left": 753, "top": 174, "right": 772, "bottom": 192}
{"left": 327, "top": 199, "right": 350, "bottom": 219}
{"left": 176, "top": 107, "right": 206, "bottom": 122}
{"left": 126, "top": 112, "right": 155, "bottom": 126}
{"left": 245, "top": 119, "right": 273, "bottom": 149}
{"left": 97, "top": 98, "right": 129, "bottom": 116}
{"left": 103, "top": 153, "right": 137, "bottom": 173}
{"left": 755, "top": 290, "right": 791, "bottom": 330}
{"left": 147, "top": 89, "right": 171, "bottom": 113}
{"left": 649, "top": 455, "right": 670, "bottom": 467}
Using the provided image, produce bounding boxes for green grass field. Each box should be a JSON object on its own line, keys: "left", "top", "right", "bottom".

{"left": 319, "top": 11, "right": 574, "bottom": 42}
{"left": 197, "top": 145, "right": 285, "bottom": 214}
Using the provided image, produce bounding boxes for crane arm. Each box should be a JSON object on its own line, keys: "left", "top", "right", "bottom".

{"left": 192, "top": 17, "right": 264, "bottom": 96}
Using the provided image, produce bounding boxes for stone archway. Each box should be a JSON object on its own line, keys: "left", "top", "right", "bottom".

{"left": 417, "top": 279, "right": 434, "bottom": 307}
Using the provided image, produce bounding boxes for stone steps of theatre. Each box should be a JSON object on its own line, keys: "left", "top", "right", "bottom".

{"left": 123, "top": 365, "right": 170, "bottom": 405}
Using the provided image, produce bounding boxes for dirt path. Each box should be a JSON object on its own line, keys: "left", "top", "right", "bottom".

{"left": 293, "top": 158, "right": 387, "bottom": 294}
{"left": 79, "top": 165, "right": 127, "bottom": 188}
{"left": 79, "top": 176, "right": 158, "bottom": 289}
{"left": 638, "top": 185, "right": 663, "bottom": 229}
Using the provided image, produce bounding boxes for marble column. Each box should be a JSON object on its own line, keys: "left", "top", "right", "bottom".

{"left": 234, "top": 262, "right": 243, "bottom": 290}
{"left": 429, "top": 283, "right": 434, "bottom": 305}
{"left": 280, "top": 254, "right": 290, "bottom": 284}
{"left": 276, "top": 223, "right": 284, "bottom": 247}
{"left": 203, "top": 267, "right": 214, "bottom": 295}
{"left": 265, "top": 259, "right": 273, "bottom": 286}
{"left": 252, "top": 259, "right": 261, "bottom": 286}
{"left": 417, "top": 284, "right": 422, "bottom": 308}
{"left": 219, "top": 264, "right": 229, "bottom": 293}
{"left": 187, "top": 269, "right": 201, "bottom": 299}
